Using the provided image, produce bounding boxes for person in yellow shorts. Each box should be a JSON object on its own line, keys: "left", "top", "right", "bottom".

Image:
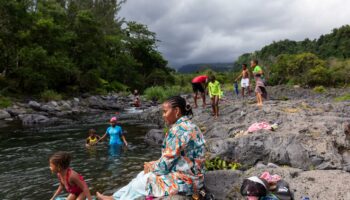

{"left": 208, "top": 75, "right": 222, "bottom": 119}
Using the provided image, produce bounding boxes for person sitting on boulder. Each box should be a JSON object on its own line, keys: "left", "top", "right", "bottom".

{"left": 96, "top": 96, "right": 206, "bottom": 200}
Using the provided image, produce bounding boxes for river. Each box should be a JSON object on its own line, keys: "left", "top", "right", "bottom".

{"left": 0, "top": 111, "right": 160, "bottom": 200}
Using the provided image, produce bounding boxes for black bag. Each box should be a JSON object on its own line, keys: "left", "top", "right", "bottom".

{"left": 240, "top": 176, "right": 268, "bottom": 197}
{"left": 271, "top": 180, "right": 294, "bottom": 200}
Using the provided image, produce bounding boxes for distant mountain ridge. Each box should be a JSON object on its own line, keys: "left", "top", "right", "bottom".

{"left": 177, "top": 63, "right": 234, "bottom": 73}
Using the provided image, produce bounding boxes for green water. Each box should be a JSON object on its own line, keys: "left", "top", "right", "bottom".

{"left": 0, "top": 112, "right": 160, "bottom": 200}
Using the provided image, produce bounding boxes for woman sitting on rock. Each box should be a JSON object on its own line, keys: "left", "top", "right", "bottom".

{"left": 96, "top": 96, "right": 206, "bottom": 200}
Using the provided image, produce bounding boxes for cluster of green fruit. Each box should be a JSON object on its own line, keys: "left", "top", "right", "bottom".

{"left": 205, "top": 157, "right": 241, "bottom": 171}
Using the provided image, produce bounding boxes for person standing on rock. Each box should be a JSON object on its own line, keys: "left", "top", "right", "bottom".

{"left": 191, "top": 75, "right": 208, "bottom": 108}
{"left": 96, "top": 96, "right": 205, "bottom": 200}
{"left": 208, "top": 75, "right": 222, "bottom": 119}
{"left": 235, "top": 63, "right": 251, "bottom": 98}
{"left": 251, "top": 60, "right": 267, "bottom": 107}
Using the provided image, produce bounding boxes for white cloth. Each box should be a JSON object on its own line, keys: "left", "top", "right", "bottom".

{"left": 112, "top": 171, "right": 149, "bottom": 200}
{"left": 241, "top": 78, "right": 250, "bottom": 88}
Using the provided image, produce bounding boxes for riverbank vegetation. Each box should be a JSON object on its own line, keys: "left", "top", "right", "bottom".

{"left": 0, "top": 0, "right": 173, "bottom": 97}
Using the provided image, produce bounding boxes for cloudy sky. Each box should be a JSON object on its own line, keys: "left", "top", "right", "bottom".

{"left": 119, "top": 0, "right": 350, "bottom": 68}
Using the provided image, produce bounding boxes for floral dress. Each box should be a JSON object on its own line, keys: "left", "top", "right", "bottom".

{"left": 147, "top": 116, "right": 206, "bottom": 197}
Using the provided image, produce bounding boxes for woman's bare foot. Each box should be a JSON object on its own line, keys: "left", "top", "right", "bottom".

{"left": 96, "top": 192, "right": 114, "bottom": 200}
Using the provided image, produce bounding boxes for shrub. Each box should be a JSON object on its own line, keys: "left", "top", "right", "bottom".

{"left": 0, "top": 96, "right": 12, "bottom": 108}
{"left": 40, "top": 90, "right": 62, "bottom": 102}
{"left": 144, "top": 85, "right": 192, "bottom": 102}
{"left": 313, "top": 86, "right": 327, "bottom": 93}
{"left": 144, "top": 86, "right": 167, "bottom": 102}
{"left": 334, "top": 94, "right": 350, "bottom": 102}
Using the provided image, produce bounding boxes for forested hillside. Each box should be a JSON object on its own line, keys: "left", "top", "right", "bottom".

{"left": 0, "top": 0, "right": 174, "bottom": 96}
{"left": 234, "top": 25, "right": 350, "bottom": 87}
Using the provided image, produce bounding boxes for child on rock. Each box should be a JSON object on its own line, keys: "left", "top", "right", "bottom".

{"left": 49, "top": 151, "right": 92, "bottom": 200}
{"left": 208, "top": 75, "right": 222, "bottom": 119}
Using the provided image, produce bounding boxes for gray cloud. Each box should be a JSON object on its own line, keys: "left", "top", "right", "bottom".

{"left": 119, "top": 0, "right": 350, "bottom": 67}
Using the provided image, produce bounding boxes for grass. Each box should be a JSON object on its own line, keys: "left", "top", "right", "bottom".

{"left": 144, "top": 85, "right": 192, "bottom": 102}
{"left": 40, "top": 90, "right": 62, "bottom": 102}
{"left": 334, "top": 93, "right": 350, "bottom": 102}
{"left": 0, "top": 96, "right": 12, "bottom": 108}
{"left": 313, "top": 86, "right": 327, "bottom": 93}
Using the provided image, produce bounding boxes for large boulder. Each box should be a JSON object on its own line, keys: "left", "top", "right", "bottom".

{"left": 144, "top": 129, "right": 164, "bottom": 146}
{"left": 205, "top": 170, "right": 243, "bottom": 200}
{"left": 0, "top": 110, "right": 11, "bottom": 119}
{"left": 19, "top": 114, "right": 50, "bottom": 125}
{"left": 28, "top": 101, "right": 41, "bottom": 110}
{"left": 197, "top": 98, "right": 350, "bottom": 171}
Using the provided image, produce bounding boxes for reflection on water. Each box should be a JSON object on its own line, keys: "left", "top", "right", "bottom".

{"left": 0, "top": 113, "right": 160, "bottom": 200}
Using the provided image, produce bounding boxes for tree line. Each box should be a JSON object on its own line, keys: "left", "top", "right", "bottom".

{"left": 234, "top": 25, "right": 350, "bottom": 87}
{"left": 0, "top": 0, "right": 174, "bottom": 96}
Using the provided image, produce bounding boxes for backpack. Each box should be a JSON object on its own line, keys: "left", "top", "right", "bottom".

{"left": 270, "top": 180, "right": 294, "bottom": 200}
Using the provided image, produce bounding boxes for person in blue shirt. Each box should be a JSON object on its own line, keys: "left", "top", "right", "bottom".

{"left": 100, "top": 117, "right": 128, "bottom": 146}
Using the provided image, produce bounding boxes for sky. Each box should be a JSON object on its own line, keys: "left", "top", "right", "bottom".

{"left": 119, "top": 0, "right": 350, "bottom": 68}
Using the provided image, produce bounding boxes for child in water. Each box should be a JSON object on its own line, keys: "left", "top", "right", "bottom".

{"left": 208, "top": 75, "right": 222, "bottom": 119}
{"left": 49, "top": 151, "right": 92, "bottom": 200}
{"left": 86, "top": 129, "right": 101, "bottom": 147}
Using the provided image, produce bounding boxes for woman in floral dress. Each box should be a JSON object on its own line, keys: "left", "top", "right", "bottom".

{"left": 97, "top": 96, "right": 206, "bottom": 199}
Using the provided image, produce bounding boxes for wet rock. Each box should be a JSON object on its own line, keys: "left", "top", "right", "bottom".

{"left": 28, "top": 101, "right": 41, "bottom": 110}
{"left": 19, "top": 114, "right": 50, "bottom": 125}
{"left": 145, "top": 129, "right": 164, "bottom": 146}
{"left": 0, "top": 110, "right": 11, "bottom": 119}
{"left": 205, "top": 170, "right": 243, "bottom": 200}
{"left": 60, "top": 101, "right": 72, "bottom": 111}
{"left": 48, "top": 101, "right": 58, "bottom": 107}
{"left": 40, "top": 104, "right": 57, "bottom": 112}
{"left": 6, "top": 107, "right": 27, "bottom": 117}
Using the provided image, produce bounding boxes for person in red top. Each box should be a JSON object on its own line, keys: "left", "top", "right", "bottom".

{"left": 191, "top": 75, "right": 208, "bottom": 108}
{"left": 49, "top": 151, "right": 92, "bottom": 200}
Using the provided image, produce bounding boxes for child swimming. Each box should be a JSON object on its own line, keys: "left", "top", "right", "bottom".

{"left": 49, "top": 151, "right": 92, "bottom": 200}
{"left": 86, "top": 129, "right": 101, "bottom": 147}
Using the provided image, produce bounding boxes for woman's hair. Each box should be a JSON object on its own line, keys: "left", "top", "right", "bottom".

{"left": 209, "top": 75, "right": 216, "bottom": 82}
{"left": 49, "top": 151, "right": 71, "bottom": 170}
{"left": 165, "top": 96, "right": 193, "bottom": 117}
{"left": 89, "top": 129, "right": 96, "bottom": 135}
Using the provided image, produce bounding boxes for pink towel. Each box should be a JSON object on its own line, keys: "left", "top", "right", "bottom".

{"left": 248, "top": 122, "right": 272, "bottom": 132}
{"left": 260, "top": 171, "right": 281, "bottom": 184}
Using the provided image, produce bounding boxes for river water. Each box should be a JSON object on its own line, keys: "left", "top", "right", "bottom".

{"left": 0, "top": 112, "right": 161, "bottom": 200}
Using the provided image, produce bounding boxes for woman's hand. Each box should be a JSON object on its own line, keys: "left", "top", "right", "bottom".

{"left": 144, "top": 162, "right": 155, "bottom": 174}
{"left": 144, "top": 162, "right": 150, "bottom": 173}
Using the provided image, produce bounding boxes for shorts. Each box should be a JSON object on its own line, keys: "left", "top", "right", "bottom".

{"left": 241, "top": 78, "right": 249, "bottom": 88}
{"left": 192, "top": 82, "right": 205, "bottom": 93}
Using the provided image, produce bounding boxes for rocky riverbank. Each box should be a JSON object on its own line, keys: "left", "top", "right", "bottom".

{"left": 0, "top": 93, "right": 154, "bottom": 127}
{"left": 143, "top": 86, "right": 350, "bottom": 200}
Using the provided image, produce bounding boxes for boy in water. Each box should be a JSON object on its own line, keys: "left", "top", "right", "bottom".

{"left": 235, "top": 63, "right": 251, "bottom": 98}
